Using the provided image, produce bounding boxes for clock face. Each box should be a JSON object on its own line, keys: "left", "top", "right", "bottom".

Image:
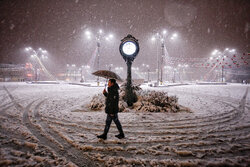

{"left": 122, "top": 41, "right": 136, "bottom": 56}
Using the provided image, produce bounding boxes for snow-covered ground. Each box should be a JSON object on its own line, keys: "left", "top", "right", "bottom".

{"left": 0, "top": 82, "right": 249, "bottom": 166}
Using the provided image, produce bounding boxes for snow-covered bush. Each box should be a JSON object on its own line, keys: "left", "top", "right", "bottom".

{"left": 89, "top": 94, "right": 105, "bottom": 110}
{"left": 88, "top": 84, "right": 189, "bottom": 113}
{"left": 135, "top": 90, "right": 181, "bottom": 112}
{"left": 119, "top": 82, "right": 141, "bottom": 103}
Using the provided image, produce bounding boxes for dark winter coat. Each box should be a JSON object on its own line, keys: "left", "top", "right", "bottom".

{"left": 103, "top": 83, "right": 119, "bottom": 114}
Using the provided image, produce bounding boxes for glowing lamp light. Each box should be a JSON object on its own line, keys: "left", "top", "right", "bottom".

{"left": 85, "top": 30, "right": 91, "bottom": 36}
{"left": 109, "top": 34, "right": 113, "bottom": 38}
{"left": 172, "top": 33, "right": 178, "bottom": 38}
{"left": 87, "top": 35, "right": 91, "bottom": 39}
{"left": 211, "top": 49, "right": 218, "bottom": 55}
{"left": 230, "top": 49, "right": 236, "bottom": 53}
{"left": 163, "top": 30, "right": 167, "bottom": 35}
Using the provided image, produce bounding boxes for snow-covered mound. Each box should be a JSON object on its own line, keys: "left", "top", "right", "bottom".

{"left": 134, "top": 91, "right": 190, "bottom": 112}
{"left": 89, "top": 84, "right": 190, "bottom": 113}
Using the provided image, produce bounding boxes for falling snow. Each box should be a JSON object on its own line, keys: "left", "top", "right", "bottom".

{"left": 0, "top": 0, "right": 249, "bottom": 69}
{"left": 207, "top": 28, "right": 210, "bottom": 34}
{"left": 0, "top": 1, "right": 249, "bottom": 165}
{"left": 9, "top": 24, "right": 15, "bottom": 30}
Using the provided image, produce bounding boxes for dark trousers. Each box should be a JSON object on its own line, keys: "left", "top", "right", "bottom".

{"left": 104, "top": 113, "right": 124, "bottom": 135}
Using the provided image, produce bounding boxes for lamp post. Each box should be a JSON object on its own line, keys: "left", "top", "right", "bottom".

{"left": 81, "top": 65, "right": 90, "bottom": 82}
{"left": 151, "top": 30, "right": 178, "bottom": 85}
{"left": 142, "top": 64, "right": 150, "bottom": 82}
{"left": 210, "top": 48, "right": 236, "bottom": 82}
{"left": 164, "top": 66, "right": 167, "bottom": 82}
{"left": 119, "top": 34, "right": 140, "bottom": 106}
{"left": 25, "top": 47, "right": 48, "bottom": 81}
{"left": 173, "top": 68, "right": 177, "bottom": 83}
{"left": 97, "top": 40, "right": 100, "bottom": 84}
{"left": 80, "top": 66, "right": 83, "bottom": 82}
{"left": 160, "top": 41, "right": 164, "bottom": 84}
{"left": 85, "top": 29, "right": 114, "bottom": 86}
{"left": 151, "top": 34, "right": 160, "bottom": 85}
{"left": 66, "top": 64, "right": 70, "bottom": 80}
{"left": 146, "top": 65, "right": 150, "bottom": 82}
{"left": 71, "top": 64, "right": 76, "bottom": 81}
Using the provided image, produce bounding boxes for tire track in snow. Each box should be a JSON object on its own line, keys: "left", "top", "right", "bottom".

{"left": 239, "top": 87, "right": 248, "bottom": 112}
{"left": 42, "top": 101, "right": 244, "bottom": 138}
{"left": 32, "top": 98, "right": 99, "bottom": 167}
{"left": 40, "top": 98, "right": 248, "bottom": 148}
{"left": 3, "top": 87, "right": 97, "bottom": 167}
{"left": 3, "top": 84, "right": 249, "bottom": 166}
{"left": 0, "top": 86, "right": 19, "bottom": 104}
{"left": 41, "top": 111, "right": 250, "bottom": 164}
{"left": 65, "top": 88, "right": 249, "bottom": 166}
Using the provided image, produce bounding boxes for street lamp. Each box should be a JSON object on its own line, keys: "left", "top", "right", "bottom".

{"left": 119, "top": 34, "right": 140, "bottom": 106}
{"left": 151, "top": 30, "right": 178, "bottom": 85}
{"left": 85, "top": 29, "right": 114, "bottom": 86}
{"left": 81, "top": 65, "right": 91, "bottom": 82}
{"left": 66, "top": 64, "right": 70, "bottom": 79}
{"left": 163, "top": 30, "right": 167, "bottom": 35}
{"left": 71, "top": 64, "right": 76, "bottom": 81}
{"left": 210, "top": 48, "right": 236, "bottom": 82}
{"left": 146, "top": 65, "right": 150, "bottom": 82}
{"left": 170, "top": 33, "right": 178, "bottom": 40}
{"left": 142, "top": 64, "right": 150, "bottom": 82}
{"left": 80, "top": 66, "right": 85, "bottom": 82}
{"left": 173, "top": 68, "right": 177, "bottom": 83}
{"left": 25, "top": 47, "right": 48, "bottom": 81}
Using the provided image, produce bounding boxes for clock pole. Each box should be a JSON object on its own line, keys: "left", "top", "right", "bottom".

{"left": 126, "top": 58, "right": 133, "bottom": 106}
{"left": 119, "top": 34, "right": 140, "bottom": 106}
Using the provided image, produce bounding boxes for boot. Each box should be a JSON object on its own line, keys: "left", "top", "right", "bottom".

{"left": 97, "top": 134, "right": 107, "bottom": 140}
{"left": 115, "top": 133, "right": 125, "bottom": 139}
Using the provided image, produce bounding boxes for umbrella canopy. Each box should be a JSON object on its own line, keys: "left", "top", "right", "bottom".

{"left": 92, "top": 70, "right": 123, "bottom": 82}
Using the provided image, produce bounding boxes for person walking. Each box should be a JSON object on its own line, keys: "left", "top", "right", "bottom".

{"left": 97, "top": 79, "right": 125, "bottom": 140}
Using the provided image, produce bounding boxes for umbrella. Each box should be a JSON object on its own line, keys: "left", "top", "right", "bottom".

{"left": 92, "top": 70, "right": 123, "bottom": 82}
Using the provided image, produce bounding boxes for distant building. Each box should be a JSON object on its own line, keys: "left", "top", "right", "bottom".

{"left": 0, "top": 63, "right": 34, "bottom": 81}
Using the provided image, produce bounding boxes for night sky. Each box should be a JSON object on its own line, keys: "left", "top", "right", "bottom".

{"left": 0, "top": 0, "right": 249, "bottom": 73}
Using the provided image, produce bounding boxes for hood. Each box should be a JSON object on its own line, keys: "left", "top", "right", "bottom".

{"left": 108, "top": 83, "right": 120, "bottom": 91}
